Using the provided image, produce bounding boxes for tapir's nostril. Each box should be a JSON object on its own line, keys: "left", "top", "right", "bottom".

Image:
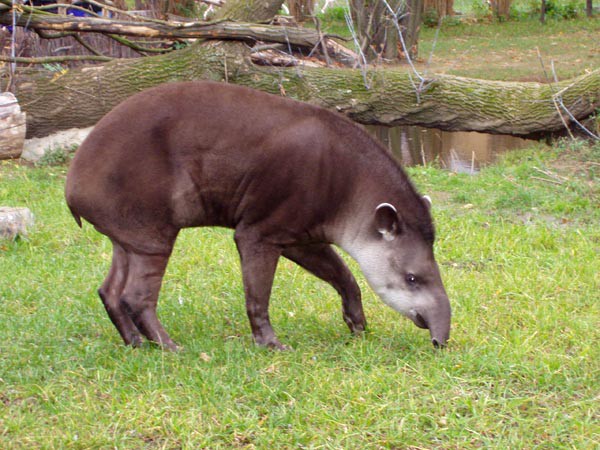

{"left": 414, "top": 312, "right": 428, "bottom": 329}
{"left": 431, "top": 338, "right": 447, "bottom": 349}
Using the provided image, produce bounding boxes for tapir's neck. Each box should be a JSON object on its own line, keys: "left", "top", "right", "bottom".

{"left": 330, "top": 190, "right": 373, "bottom": 251}
{"left": 326, "top": 161, "right": 430, "bottom": 260}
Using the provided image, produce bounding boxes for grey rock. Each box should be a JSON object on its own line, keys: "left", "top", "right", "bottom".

{"left": 0, "top": 207, "right": 35, "bottom": 240}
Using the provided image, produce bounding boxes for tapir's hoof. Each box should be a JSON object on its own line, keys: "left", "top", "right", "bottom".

{"left": 271, "top": 342, "right": 293, "bottom": 351}
{"left": 163, "top": 341, "right": 181, "bottom": 352}
{"left": 263, "top": 340, "right": 293, "bottom": 351}
{"left": 134, "top": 338, "right": 180, "bottom": 351}
{"left": 124, "top": 333, "right": 144, "bottom": 348}
{"left": 152, "top": 336, "right": 180, "bottom": 351}
{"left": 345, "top": 316, "right": 367, "bottom": 334}
{"left": 350, "top": 323, "right": 366, "bottom": 334}
{"left": 254, "top": 336, "right": 292, "bottom": 351}
{"left": 431, "top": 338, "right": 447, "bottom": 349}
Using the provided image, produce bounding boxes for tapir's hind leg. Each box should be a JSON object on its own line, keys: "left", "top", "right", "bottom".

{"left": 282, "top": 244, "right": 366, "bottom": 333}
{"left": 98, "top": 241, "right": 143, "bottom": 347}
{"left": 119, "top": 251, "right": 179, "bottom": 351}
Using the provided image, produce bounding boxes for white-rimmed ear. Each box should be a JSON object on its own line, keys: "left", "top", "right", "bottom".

{"left": 422, "top": 195, "right": 432, "bottom": 210}
{"left": 375, "top": 203, "right": 400, "bottom": 241}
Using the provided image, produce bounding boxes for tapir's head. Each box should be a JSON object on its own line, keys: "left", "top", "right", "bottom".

{"left": 351, "top": 197, "right": 451, "bottom": 348}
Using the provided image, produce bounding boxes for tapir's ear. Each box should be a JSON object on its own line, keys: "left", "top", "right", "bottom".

{"left": 375, "top": 203, "right": 400, "bottom": 241}
{"left": 422, "top": 195, "right": 432, "bottom": 210}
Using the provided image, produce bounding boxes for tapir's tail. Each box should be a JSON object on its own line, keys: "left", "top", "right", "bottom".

{"left": 68, "top": 205, "right": 82, "bottom": 228}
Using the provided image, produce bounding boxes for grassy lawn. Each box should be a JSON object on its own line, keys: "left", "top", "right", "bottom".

{"left": 317, "top": 5, "right": 599, "bottom": 82}
{"left": 0, "top": 139, "right": 598, "bottom": 448}
{"left": 418, "top": 17, "right": 600, "bottom": 81}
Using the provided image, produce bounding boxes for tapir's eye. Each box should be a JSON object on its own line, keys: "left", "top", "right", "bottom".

{"left": 405, "top": 273, "right": 418, "bottom": 286}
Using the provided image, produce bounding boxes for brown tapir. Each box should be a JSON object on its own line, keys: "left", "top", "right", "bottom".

{"left": 65, "top": 81, "right": 451, "bottom": 351}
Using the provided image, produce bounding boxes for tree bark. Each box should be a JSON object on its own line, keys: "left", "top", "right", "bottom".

{"left": 491, "top": 0, "right": 511, "bottom": 19}
{"left": 215, "top": 0, "right": 284, "bottom": 22}
{"left": 541, "top": 0, "right": 546, "bottom": 24}
{"left": 9, "top": 39, "right": 599, "bottom": 139}
{"left": 0, "top": 12, "right": 332, "bottom": 49}
{"left": 400, "top": 0, "right": 423, "bottom": 60}
{"left": 288, "top": 0, "right": 315, "bottom": 22}
{"left": 349, "top": 0, "right": 423, "bottom": 62}
{"left": 349, "top": 0, "right": 395, "bottom": 61}
{"left": 424, "top": 0, "right": 454, "bottom": 19}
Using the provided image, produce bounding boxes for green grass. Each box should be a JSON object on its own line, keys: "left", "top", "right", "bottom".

{"left": 418, "top": 17, "right": 600, "bottom": 81}
{"left": 0, "top": 140, "right": 598, "bottom": 448}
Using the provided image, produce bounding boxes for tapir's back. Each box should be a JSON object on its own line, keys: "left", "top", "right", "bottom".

{"left": 65, "top": 82, "right": 365, "bottom": 251}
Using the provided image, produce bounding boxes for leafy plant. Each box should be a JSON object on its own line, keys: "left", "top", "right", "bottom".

{"left": 423, "top": 7, "right": 440, "bottom": 27}
{"left": 41, "top": 62, "right": 65, "bottom": 72}
{"left": 545, "top": 0, "right": 580, "bottom": 19}
{"left": 35, "top": 144, "right": 78, "bottom": 167}
{"left": 470, "top": 0, "right": 493, "bottom": 21}
{"left": 318, "top": 5, "right": 346, "bottom": 22}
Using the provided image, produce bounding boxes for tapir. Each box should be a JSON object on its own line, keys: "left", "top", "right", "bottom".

{"left": 65, "top": 81, "right": 451, "bottom": 351}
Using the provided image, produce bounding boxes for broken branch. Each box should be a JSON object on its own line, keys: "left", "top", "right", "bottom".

{"left": 0, "top": 4, "right": 337, "bottom": 50}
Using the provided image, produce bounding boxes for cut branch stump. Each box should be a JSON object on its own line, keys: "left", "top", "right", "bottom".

{"left": 0, "top": 92, "right": 26, "bottom": 159}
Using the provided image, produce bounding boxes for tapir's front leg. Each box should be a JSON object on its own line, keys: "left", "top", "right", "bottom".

{"left": 282, "top": 244, "right": 366, "bottom": 333}
{"left": 234, "top": 230, "right": 287, "bottom": 350}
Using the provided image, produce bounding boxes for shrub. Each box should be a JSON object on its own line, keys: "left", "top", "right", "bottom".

{"left": 35, "top": 144, "right": 78, "bottom": 167}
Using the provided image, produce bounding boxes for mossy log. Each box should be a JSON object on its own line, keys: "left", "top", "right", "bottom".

{"left": 9, "top": 40, "right": 600, "bottom": 138}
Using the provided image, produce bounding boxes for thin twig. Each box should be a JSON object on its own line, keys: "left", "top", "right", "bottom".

{"left": 313, "top": 16, "right": 331, "bottom": 67}
{"left": 281, "top": 25, "right": 302, "bottom": 76}
{"left": 533, "top": 166, "right": 569, "bottom": 182}
{"left": 535, "top": 47, "right": 574, "bottom": 139}
{"left": 344, "top": 3, "right": 370, "bottom": 89}
{"left": 381, "top": 0, "right": 424, "bottom": 83}
{"left": 0, "top": 55, "right": 112, "bottom": 63}
{"left": 73, "top": 34, "right": 106, "bottom": 56}
{"left": 536, "top": 47, "right": 599, "bottom": 140}
{"left": 107, "top": 34, "right": 171, "bottom": 54}
{"left": 530, "top": 176, "right": 563, "bottom": 185}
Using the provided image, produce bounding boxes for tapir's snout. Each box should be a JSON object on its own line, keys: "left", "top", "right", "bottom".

{"left": 411, "top": 294, "right": 451, "bottom": 349}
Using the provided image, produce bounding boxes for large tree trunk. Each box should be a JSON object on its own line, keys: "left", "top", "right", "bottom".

{"left": 288, "top": 0, "right": 315, "bottom": 22}
{"left": 215, "top": 0, "right": 284, "bottom": 22}
{"left": 491, "top": 0, "right": 511, "bottom": 19}
{"left": 349, "top": 0, "right": 423, "bottom": 62}
{"left": 400, "top": 0, "right": 423, "bottom": 60}
{"left": 424, "top": 0, "right": 454, "bottom": 20}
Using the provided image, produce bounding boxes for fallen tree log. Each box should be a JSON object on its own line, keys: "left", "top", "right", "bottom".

{"left": 7, "top": 39, "right": 599, "bottom": 139}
